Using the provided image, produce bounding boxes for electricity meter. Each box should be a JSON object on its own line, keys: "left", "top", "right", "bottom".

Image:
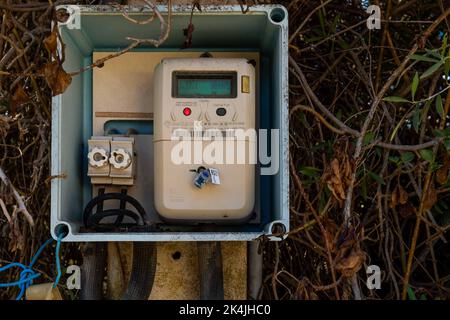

{"left": 153, "top": 58, "right": 256, "bottom": 223}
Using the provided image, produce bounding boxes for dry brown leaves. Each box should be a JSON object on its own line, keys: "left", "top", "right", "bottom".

{"left": 40, "top": 26, "right": 71, "bottom": 96}
{"left": 398, "top": 202, "right": 416, "bottom": 218}
{"left": 10, "top": 85, "right": 28, "bottom": 112}
{"left": 182, "top": 1, "right": 201, "bottom": 49}
{"left": 333, "top": 228, "right": 365, "bottom": 277}
{"left": 323, "top": 137, "right": 354, "bottom": 206}
{"left": 40, "top": 61, "right": 72, "bottom": 96}
{"left": 322, "top": 218, "right": 365, "bottom": 278}
{"left": 423, "top": 181, "right": 437, "bottom": 212}
{"left": 323, "top": 218, "right": 337, "bottom": 252}
{"left": 436, "top": 152, "right": 450, "bottom": 185}
{"left": 0, "top": 115, "right": 11, "bottom": 136}
{"left": 390, "top": 183, "right": 408, "bottom": 209}
{"left": 390, "top": 180, "right": 416, "bottom": 218}
{"left": 43, "top": 26, "right": 58, "bottom": 55}
{"left": 8, "top": 218, "right": 25, "bottom": 252}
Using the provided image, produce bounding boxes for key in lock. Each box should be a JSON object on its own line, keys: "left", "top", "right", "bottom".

{"left": 192, "top": 167, "right": 210, "bottom": 189}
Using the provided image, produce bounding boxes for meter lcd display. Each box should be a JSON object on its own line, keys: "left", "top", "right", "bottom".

{"left": 172, "top": 72, "right": 237, "bottom": 98}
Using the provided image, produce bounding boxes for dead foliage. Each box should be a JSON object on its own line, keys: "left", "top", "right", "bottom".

{"left": 264, "top": 0, "right": 450, "bottom": 300}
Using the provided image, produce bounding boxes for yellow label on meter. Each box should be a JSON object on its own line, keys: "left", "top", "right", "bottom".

{"left": 241, "top": 75, "right": 250, "bottom": 93}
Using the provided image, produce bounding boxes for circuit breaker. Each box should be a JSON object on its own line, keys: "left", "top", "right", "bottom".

{"left": 153, "top": 58, "right": 256, "bottom": 223}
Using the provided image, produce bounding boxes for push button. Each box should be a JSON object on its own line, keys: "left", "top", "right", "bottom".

{"left": 183, "top": 107, "right": 192, "bottom": 116}
{"left": 216, "top": 107, "right": 227, "bottom": 116}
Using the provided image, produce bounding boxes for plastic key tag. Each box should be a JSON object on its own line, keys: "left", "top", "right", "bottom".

{"left": 209, "top": 168, "right": 221, "bottom": 185}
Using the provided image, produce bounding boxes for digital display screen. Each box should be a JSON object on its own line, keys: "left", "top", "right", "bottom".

{"left": 173, "top": 72, "right": 237, "bottom": 98}
{"left": 178, "top": 79, "right": 232, "bottom": 97}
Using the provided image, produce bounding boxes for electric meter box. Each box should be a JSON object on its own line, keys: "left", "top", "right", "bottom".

{"left": 51, "top": 5, "right": 289, "bottom": 241}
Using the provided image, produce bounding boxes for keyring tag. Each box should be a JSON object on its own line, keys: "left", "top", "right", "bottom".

{"left": 209, "top": 168, "right": 221, "bottom": 185}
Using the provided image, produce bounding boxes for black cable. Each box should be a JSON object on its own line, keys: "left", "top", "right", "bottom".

{"left": 80, "top": 188, "right": 157, "bottom": 300}
{"left": 83, "top": 189, "right": 146, "bottom": 230}
{"left": 197, "top": 241, "right": 224, "bottom": 300}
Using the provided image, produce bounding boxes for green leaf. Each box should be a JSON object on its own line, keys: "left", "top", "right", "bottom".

{"left": 410, "top": 54, "right": 440, "bottom": 63}
{"left": 363, "top": 132, "right": 375, "bottom": 146}
{"left": 445, "top": 55, "right": 450, "bottom": 78}
{"left": 361, "top": 175, "right": 367, "bottom": 200}
{"left": 426, "top": 49, "right": 443, "bottom": 59}
{"left": 430, "top": 162, "right": 440, "bottom": 172}
{"left": 445, "top": 139, "right": 450, "bottom": 151}
{"left": 317, "top": 9, "right": 326, "bottom": 36}
{"left": 433, "top": 129, "right": 447, "bottom": 138}
{"left": 389, "top": 156, "right": 400, "bottom": 164}
{"left": 330, "top": 14, "right": 340, "bottom": 35}
{"left": 367, "top": 170, "right": 385, "bottom": 185}
{"left": 441, "top": 33, "right": 448, "bottom": 57}
{"left": 433, "top": 130, "right": 444, "bottom": 137}
{"left": 420, "top": 293, "right": 427, "bottom": 301}
{"left": 411, "top": 72, "right": 419, "bottom": 100}
{"left": 436, "top": 94, "right": 444, "bottom": 119}
{"left": 420, "top": 61, "right": 444, "bottom": 79}
{"left": 383, "top": 96, "right": 410, "bottom": 103}
{"left": 419, "top": 149, "right": 434, "bottom": 163}
{"left": 401, "top": 152, "right": 415, "bottom": 164}
{"left": 299, "top": 166, "right": 321, "bottom": 177}
{"left": 407, "top": 287, "right": 417, "bottom": 300}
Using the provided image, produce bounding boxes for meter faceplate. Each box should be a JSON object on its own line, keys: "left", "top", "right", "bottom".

{"left": 153, "top": 58, "right": 256, "bottom": 222}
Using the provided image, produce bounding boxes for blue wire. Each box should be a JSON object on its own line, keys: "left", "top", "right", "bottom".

{"left": 30, "top": 238, "right": 54, "bottom": 268}
{"left": 53, "top": 233, "right": 64, "bottom": 288}
{"left": 0, "top": 234, "right": 64, "bottom": 300}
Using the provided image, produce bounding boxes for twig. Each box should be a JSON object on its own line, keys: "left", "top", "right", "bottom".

{"left": 0, "top": 166, "right": 34, "bottom": 226}
{"left": 69, "top": 0, "right": 172, "bottom": 77}
{"left": 289, "top": 0, "right": 333, "bottom": 43}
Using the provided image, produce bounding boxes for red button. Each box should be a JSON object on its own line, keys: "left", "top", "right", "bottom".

{"left": 183, "top": 107, "right": 192, "bottom": 116}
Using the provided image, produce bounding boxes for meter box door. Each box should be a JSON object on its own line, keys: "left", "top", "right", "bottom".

{"left": 153, "top": 58, "right": 256, "bottom": 223}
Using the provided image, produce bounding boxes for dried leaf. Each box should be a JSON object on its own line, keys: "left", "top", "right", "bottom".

{"left": 334, "top": 227, "right": 365, "bottom": 277}
{"left": 11, "top": 85, "right": 28, "bottom": 111}
{"left": 436, "top": 166, "right": 449, "bottom": 185}
{"left": 44, "top": 27, "right": 58, "bottom": 55}
{"left": 8, "top": 218, "right": 25, "bottom": 252}
{"left": 423, "top": 182, "right": 437, "bottom": 211}
{"left": 436, "top": 153, "right": 450, "bottom": 185}
{"left": 323, "top": 219, "right": 337, "bottom": 252}
{"left": 326, "top": 161, "right": 346, "bottom": 203}
{"left": 0, "top": 115, "right": 11, "bottom": 136}
{"left": 398, "top": 185, "right": 408, "bottom": 205}
{"left": 324, "top": 138, "right": 354, "bottom": 207}
{"left": 390, "top": 186, "right": 398, "bottom": 209}
{"left": 398, "top": 202, "right": 416, "bottom": 218}
{"left": 41, "top": 61, "right": 72, "bottom": 96}
{"left": 416, "top": 35, "right": 427, "bottom": 50}
{"left": 335, "top": 248, "right": 365, "bottom": 277}
{"left": 182, "top": 23, "right": 195, "bottom": 49}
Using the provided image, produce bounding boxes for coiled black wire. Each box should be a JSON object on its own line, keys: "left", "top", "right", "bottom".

{"left": 80, "top": 188, "right": 156, "bottom": 300}
{"left": 82, "top": 188, "right": 146, "bottom": 231}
